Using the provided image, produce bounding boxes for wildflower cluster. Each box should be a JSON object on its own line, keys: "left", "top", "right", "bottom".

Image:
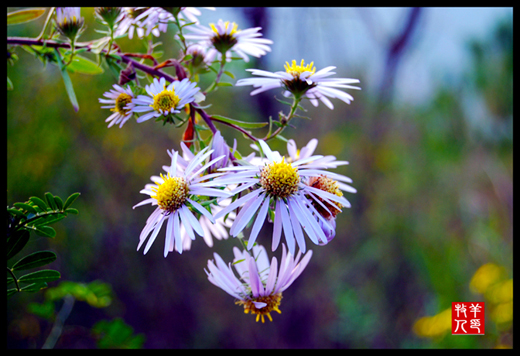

{"left": 7, "top": 7, "right": 360, "bottom": 323}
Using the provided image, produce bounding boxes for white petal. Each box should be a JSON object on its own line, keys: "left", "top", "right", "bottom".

{"left": 246, "top": 196, "right": 270, "bottom": 248}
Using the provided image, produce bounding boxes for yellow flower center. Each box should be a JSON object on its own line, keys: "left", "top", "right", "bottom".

{"left": 236, "top": 293, "right": 283, "bottom": 323}
{"left": 127, "top": 7, "right": 148, "bottom": 19}
{"left": 260, "top": 158, "right": 300, "bottom": 198}
{"left": 151, "top": 173, "right": 189, "bottom": 213}
{"left": 112, "top": 92, "right": 133, "bottom": 115}
{"left": 151, "top": 88, "right": 180, "bottom": 113}
{"left": 307, "top": 175, "right": 343, "bottom": 218}
{"left": 210, "top": 21, "right": 239, "bottom": 36}
{"left": 209, "top": 21, "right": 239, "bottom": 53}
{"left": 284, "top": 59, "right": 316, "bottom": 78}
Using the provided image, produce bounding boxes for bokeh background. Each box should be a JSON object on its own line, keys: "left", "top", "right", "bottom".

{"left": 7, "top": 7, "right": 512, "bottom": 348}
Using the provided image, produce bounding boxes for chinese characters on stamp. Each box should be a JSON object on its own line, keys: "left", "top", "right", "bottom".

{"left": 452, "top": 302, "right": 485, "bottom": 335}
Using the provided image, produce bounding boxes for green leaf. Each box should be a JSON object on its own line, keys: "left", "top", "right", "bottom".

{"left": 65, "top": 208, "right": 79, "bottom": 215}
{"left": 274, "top": 96, "right": 293, "bottom": 106}
{"left": 233, "top": 150, "right": 243, "bottom": 160}
{"left": 11, "top": 251, "right": 57, "bottom": 271}
{"left": 53, "top": 195, "right": 64, "bottom": 210}
{"left": 7, "top": 8, "right": 46, "bottom": 25}
{"left": 13, "top": 202, "right": 38, "bottom": 215}
{"left": 275, "top": 134, "right": 289, "bottom": 143}
{"left": 216, "top": 82, "right": 233, "bottom": 87}
{"left": 108, "top": 53, "right": 122, "bottom": 62}
{"left": 18, "top": 269, "right": 61, "bottom": 284}
{"left": 211, "top": 115, "right": 268, "bottom": 129}
{"left": 27, "top": 300, "right": 56, "bottom": 320}
{"left": 7, "top": 276, "right": 15, "bottom": 286}
{"left": 29, "top": 212, "right": 66, "bottom": 228}
{"left": 29, "top": 196, "right": 48, "bottom": 211}
{"left": 268, "top": 208, "right": 276, "bottom": 225}
{"left": 7, "top": 230, "right": 30, "bottom": 261}
{"left": 63, "top": 192, "right": 80, "bottom": 209}
{"left": 92, "top": 318, "right": 145, "bottom": 349}
{"left": 20, "top": 282, "right": 48, "bottom": 293}
{"left": 234, "top": 159, "right": 254, "bottom": 167}
{"left": 44, "top": 192, "right": 57, "bottom": 210}
{"left": 7, "top": 208, "right": 27, "bottom": 219}
{"left": 223, "top": 70, "right": 235, "bottom": 79}
{"left": 32, "top": 225, "right": 56, "bottom": 238}
{"left": 45, "top": 280, "right": 113, "bottom": 308}
{"left": 55, "top": 49, "right": 79, "bottom": 112}
{"left": 8, "top": 76, "right": 13, "bottom": 90}
{"left": 66, "top": 55, "right": 104, "bottom": 75}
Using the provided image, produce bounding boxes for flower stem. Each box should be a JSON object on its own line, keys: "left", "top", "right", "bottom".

{"left": 263, "top": 96, "right": 301, "bottom": 141}
{"left": 36, "top": 7, "right": 56, "bottom": 41}
{"left": 204, "top": 55, "right": 227, "bottom": 94}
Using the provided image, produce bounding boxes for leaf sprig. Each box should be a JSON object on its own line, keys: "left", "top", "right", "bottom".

{"left": 7, "top": 192, "right": 80, "bottom": 296}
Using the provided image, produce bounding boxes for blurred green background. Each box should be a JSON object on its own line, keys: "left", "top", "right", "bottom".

{"left": 7, "top": 7, "right": 512, "bottom": 348}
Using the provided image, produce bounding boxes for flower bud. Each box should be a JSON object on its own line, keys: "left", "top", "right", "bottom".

{"left": 209, "top": 131, "right": 229, "bottom": 172}
{"left": 95, "top": 7, "right": 124, "bottom": 29}
{"left": 318, "top": 216, "right": 336, "bottom": 245}
{"left": 55, "top": 7, "right": 85, "bottom": 42}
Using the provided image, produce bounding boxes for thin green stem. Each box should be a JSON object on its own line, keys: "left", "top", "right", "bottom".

{"left": 105, "top": 25, "right": 115, "bottom": 57}
{"left": 236, "top": 232, "right": 254, "bottom": 257}
{"left": 7, "top": 267, "right": 21, "bottom": 292}
{"left": 263, "top": 96, "right": 302, "bottom": 141}
{"left": 214, "top": 55, "right": 227, "bottom": 86}
{"left": 63, "top": 38, "right": 75, "bottom": 66}
{"left": 36, "top": 7, "right": 55, "bottom": 41}
{"left": 15, "top": 210, "right": 64, "bottom": 228}
{"left": 172, "top": 11, "right": 188, "bottom": 55}
{"left": 204, "top": 55, "right": 227, "bottom": 94}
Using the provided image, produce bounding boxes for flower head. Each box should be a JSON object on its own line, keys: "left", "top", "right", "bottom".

{"left": 131, "top": 77, "right": 200, "bottom": 124}
{"left": 114, "top": 7, "right": 151, "bottom": 39}
{"left": 133, "top": 145, "right": 231, "bottom": 257}
{"left": 206, "top": 244, "right": 312, "bottom": 323}
{"left": 184, "top": 19, "right": 273, "bottom": 63}
{"left": 285, "top": 138, "right": 349, "bottom": 168}
{"left": 285, "top": 138, "right": 356, "bottom": 244}
{"left": 116, "top": 7, "right": 214, "bottom": 39}
{"left": 159, "top": 142, "right": 235, "bottom": 253}
{"left": 213, "top": 140, "right": 354, "bottom": 255}
{"left": 208, "top": 130, "right": 231, "bottom": 173}
{"left": 95, "top": 7, "right": 124, "bottom": 29}
{"left": 55, "top": 7, "right": 85, "bottom": 41}
{"left": 236, "top": 59, "right": 361, "bottom": 109}
{"left": 98, "top": 84, "right": 135, "bottom": 128}
{"left": 186, "top": 44, "right": 214, "bottom": 72}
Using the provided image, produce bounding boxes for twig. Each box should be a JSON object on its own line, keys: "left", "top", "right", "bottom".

{"left": 42, "top": 294, "right": 75, "bottom": 349}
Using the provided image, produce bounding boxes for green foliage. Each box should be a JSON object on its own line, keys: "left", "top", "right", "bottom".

{"left": 7, "top": 192, "right": 80, "bottom": 297}
{"left": 55, "top": 48, "right": 80, "bottom": 112}
{"left": 44, "top": 280, "right": 113, "bottom": 308}
{"left": 27, "top": 280, "right": 113, "bottom": 321}
{"left": 61, "top": 51, "right": 105, "bottom": 75}
{"left": 7, "top": 8, "right": 46, "bottom": 26}
{"left": 211, "top": 115, "right": 269, "bottom": 129}
{"left": 26, "top": 280, "right": 142, "bottom": 348}
{"left": 92, "top": 318, "right": 146, "bottom": 349}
